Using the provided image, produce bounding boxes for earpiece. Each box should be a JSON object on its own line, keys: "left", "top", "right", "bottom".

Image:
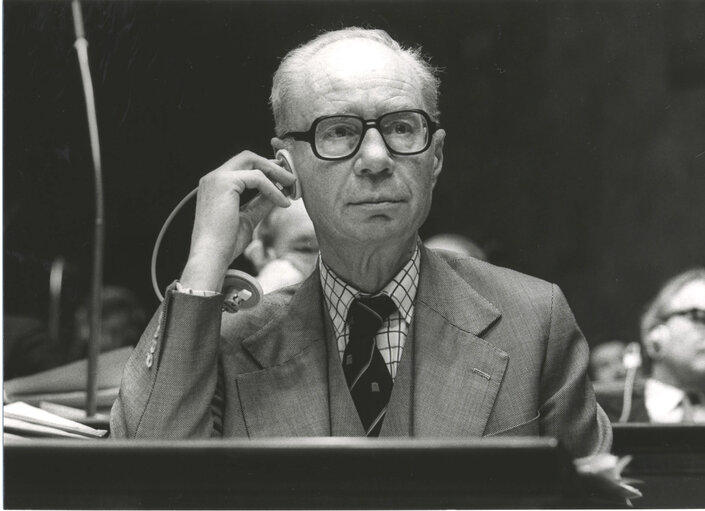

{"left": 221, "top": 269, "right": 264, "bottom": 312}
{"left": 151, "top": 149, "right": 299, "bottom": 305}
{"left": 274, "top": 149, "right": 301, "bottom": 200}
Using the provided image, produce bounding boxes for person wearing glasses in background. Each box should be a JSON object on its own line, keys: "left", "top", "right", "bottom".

{"left": 112, "top": 27, "right": 610, "bottom": 457}
{"left": 597, "top": 268, "right": 705, "bottom": 423}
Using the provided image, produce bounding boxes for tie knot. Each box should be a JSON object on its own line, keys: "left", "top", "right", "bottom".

{"left": 687, "top": 392, "right": 703, "bottom": 406}
{"left": 348, "top": 294, "right": 397, "bottom": 332}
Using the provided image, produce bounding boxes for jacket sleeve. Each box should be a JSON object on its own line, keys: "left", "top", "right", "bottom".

{"left": 110, "top": 284, "right": 224, "bottom": 439}
{"left": 539, "top": 284, "right": 612, "bottom": 457}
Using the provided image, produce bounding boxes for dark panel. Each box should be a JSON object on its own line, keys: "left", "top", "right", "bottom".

{"left": 4, "top": 438, "right": 576, "bottom": 509}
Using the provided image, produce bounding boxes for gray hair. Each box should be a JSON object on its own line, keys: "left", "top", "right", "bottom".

{"left": 270, "top": 27, "right": 441, "bottom": 136}
{"left": 640, "top": 267, "right": 705, "bottom": 340}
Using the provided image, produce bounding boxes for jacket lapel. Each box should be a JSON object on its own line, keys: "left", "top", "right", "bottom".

{"left": 234, "top": 248, "right": 510, "bottom": 438}
{"left": 236, "top": 270, "right": 330, "bottom": 437}
{"left": 414, "top": 247, "right": 509, "bottom": 437}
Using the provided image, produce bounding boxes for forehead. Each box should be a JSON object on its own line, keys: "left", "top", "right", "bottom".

{"left": 668, "top": 279, "right": 705, "bottom": 311}
{"left": 593, "top": 343, "right": 625, "bottom": 361}
{"left": 288, "top": 38, "right": 425, "bottom": 120}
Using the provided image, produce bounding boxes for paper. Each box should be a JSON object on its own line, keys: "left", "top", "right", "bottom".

{"left": 4, "top": 401, "right": 107, "bottom": 438}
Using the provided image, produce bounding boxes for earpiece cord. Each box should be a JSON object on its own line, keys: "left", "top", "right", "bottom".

{"left": 151, "top": 187, "right": 198, "bottom": 302}
{"left": 150, "top": 150, "right": 297, "bottom": 302}
{"left": 619, "top": 365, "right": 637, "bottom": 423}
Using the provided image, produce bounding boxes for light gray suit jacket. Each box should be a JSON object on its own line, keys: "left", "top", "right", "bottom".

{"left": 111, "top": 247, "right": 611, "bottom": 457}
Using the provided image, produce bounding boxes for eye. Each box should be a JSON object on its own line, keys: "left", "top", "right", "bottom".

{"left": 383, "top": 115, "right": 423, "bottom": 138}
{"left": 331, "top": 125, "right": 355, "bottom": 138}
{"left": 318, "top": 119, "right": 360, "bottom": 140}
{"left": 395, "top": 122, "right": 414, "bottom": 134}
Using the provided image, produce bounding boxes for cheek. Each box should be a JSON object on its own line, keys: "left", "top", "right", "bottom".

{"left": 669, "top": 332, "right": 703, "bottom": 357}
{"left": 409, "top": 169, "right": 435, "bottom": 208}
{"left": 301, "top": 179, "right": 339, "bottom": 231}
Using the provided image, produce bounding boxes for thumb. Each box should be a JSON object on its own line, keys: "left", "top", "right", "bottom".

{"left": 238, "top": 193, "right": 280, "bottom": 237}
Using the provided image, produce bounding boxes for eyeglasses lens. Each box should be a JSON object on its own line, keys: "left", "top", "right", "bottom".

{"left": 314, "top": 111, "right": 429, "bottom": 159}
{"left": 316, "top": 117, "right": 362, "bottom": 159}
{"left": 667, "top": 308, "right": 705, "bottom": 325}
{"left": 686, "top": 309, "right": 705, "bottom": 325}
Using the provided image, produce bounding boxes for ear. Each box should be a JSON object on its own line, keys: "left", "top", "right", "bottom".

{"left": 430, "top": 129, "right": 445, "bottom": 188}
{"left": 271, "top": 137, "right": 287, "bottom": 154}
{"left": 644, "top": 324, "right": 669, "bottom": 360}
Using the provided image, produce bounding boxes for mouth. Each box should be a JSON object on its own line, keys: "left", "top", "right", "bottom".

{"left": 349, "top": 197, "right": 405, "bottom": 206}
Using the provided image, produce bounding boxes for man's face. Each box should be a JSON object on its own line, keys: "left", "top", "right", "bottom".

{"left": 658, "top": 279, "right": 705, "bottom": 390}
{"left": 275, "top": 39, "right": 445, "bottom": 252}
{"left": 590, "top": 342, "right": 627, "bottom": 383}
{"left": 270, "top": 199, "right": 317, "bottom": 258}
{"left": 270, "top": 199, "right": 318, "bottom": 273}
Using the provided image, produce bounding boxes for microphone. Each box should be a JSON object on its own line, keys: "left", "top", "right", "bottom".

{"left": 71, "top": 0, "right": 85, "bottom": 39}
{"left": 622, "top": 342, "right": 642, "bottom": 370}
{"left": 72, "top": 0, "right": 105, "bottom": 418}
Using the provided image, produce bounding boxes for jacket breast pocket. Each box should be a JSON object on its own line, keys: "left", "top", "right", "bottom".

{"left": 484, "top": 413, "right": 541, "bottom": 438}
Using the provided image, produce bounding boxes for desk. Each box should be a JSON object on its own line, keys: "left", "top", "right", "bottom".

{"left": 612, "top": 424, "right": 705, "bottom": 508}
{"left": 5, "top": 437, "right": 578, "bottom": 509}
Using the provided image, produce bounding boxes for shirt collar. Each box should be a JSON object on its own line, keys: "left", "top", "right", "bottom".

{"left": 319, "top": 245, "right": 420, "bottom": 338}
{"left": 645, "top": 378, "right": 687, "bottom": 420}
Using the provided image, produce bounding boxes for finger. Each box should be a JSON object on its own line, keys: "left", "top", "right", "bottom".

{"left": 239, "top": 193, "right": 278, "bottom": 235}
{"left": 235, "top": 170, "right": 292, "bottom": 208}
{"left": 220, "top": 153, "right": 297, "bottom": 187}
{"left": 254, "top": 155, "right": 298, "bottom": 185}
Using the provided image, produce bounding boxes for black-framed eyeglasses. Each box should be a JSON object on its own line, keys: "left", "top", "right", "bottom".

{"left": 662, "top": 308, "right": 705, "bottom": 325}
{"left": 281, "top": 109, "right": 439, "bottom": 161}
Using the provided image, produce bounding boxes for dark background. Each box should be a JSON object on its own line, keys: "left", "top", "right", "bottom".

{"left": 4, "top": 0, "right": 705, "bottom": 347}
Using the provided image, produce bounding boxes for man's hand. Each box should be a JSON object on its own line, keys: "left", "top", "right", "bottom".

{"left": 180, "top": 151, "right": 297, "bottom": 292}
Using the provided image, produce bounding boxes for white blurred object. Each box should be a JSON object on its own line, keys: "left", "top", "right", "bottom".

{"left": 425, "top": 233, "right": 487, "bottom": 261}
{"left": 622, "top": 342, "right": 642, "bottom": 370}
{"left": 257, "top": 258, "right": 308, "bottom": 294}
{"left": 574, "top": 453, "right": 642, "bottom": 504}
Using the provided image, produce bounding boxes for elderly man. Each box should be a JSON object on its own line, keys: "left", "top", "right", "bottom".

{"left": 597, "top": 268, "right": 705, "bottom": 423}
{"left": 112, "top": 28, "right": 610, "bottom": 457}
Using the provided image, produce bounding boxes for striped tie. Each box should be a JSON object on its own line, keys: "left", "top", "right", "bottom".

{"left": 343, "top": 295, "right": 397, "bottom": 437}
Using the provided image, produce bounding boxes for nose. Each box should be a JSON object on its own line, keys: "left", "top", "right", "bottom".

{"left": 353, "top": 128, "right": 393, "bottom": 176}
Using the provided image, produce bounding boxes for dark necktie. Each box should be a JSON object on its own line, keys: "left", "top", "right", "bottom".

{"left": 343, "top": 295, "right": 397, "bottom": 437}
{"left": 682, "top": 392, "right": 704, "bottom": 424}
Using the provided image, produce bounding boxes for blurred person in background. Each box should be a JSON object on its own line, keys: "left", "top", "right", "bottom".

{"left": 3, "top": 253, "right": 82, "bottom": 380}
{"left": 596, "top": 268, "right": 705, "bottom": 423}
{"left": 589, "top": 340, "right": 628, "bottom": 384}
{"left": 424, "top": 233, "right": 487, "bottom": 261}
{"left": 244, "top": 198, "right": 319, "bottom": 294}
{"left": 3, "top": 316, "right": 62, "bottom": 380}
{"left": 68, "top": 286, "right": 146, "bottom": 361}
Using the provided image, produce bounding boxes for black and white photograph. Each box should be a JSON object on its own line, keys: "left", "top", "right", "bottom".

{"left": 3, "top": 0, "right": 705, "bottom": 508}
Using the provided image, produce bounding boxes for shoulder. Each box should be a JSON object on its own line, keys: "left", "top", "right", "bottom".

{"left": 427, "top": 248, "right": 557, "bottom": 312}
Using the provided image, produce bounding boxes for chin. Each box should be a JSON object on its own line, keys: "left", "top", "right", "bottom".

{"left": 354, "top": 226, "right": 412, "bottom": 247}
